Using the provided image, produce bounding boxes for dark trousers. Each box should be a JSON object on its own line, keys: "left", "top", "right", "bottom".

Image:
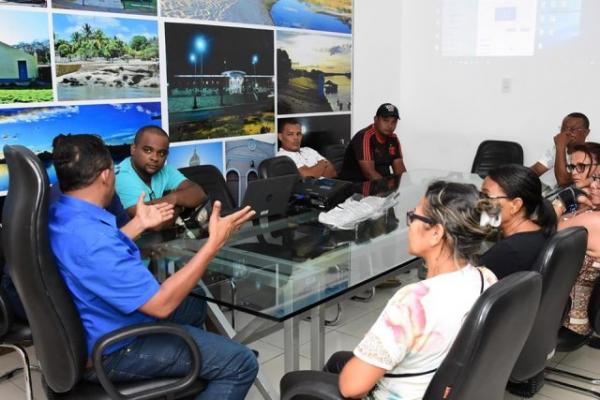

{"left": 85, "top": 296, "right": 258, "bottom": 400}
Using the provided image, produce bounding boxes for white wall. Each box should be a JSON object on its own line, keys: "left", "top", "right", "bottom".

{"left": 355, "top": 0, "right": 600, "bottom": 173}
{"left": 352, "top": 0, "right": 403, "bottom": 134}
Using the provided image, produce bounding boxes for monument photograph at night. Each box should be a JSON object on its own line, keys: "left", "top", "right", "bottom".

{"left": 165, "top": 22, "right": 275, "bottom": 141}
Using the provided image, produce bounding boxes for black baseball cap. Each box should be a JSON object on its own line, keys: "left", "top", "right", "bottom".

{"left": 375, "top": 103, "right": 400, "bottom": 119}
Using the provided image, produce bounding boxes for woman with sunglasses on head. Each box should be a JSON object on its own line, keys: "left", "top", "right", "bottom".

{"left": 323, "top": 181, "right": 499, "bottom": 400}
{"left": 479, "top": 164, "right": 556, "bottom": 279}
{"left": 554, "top": 143, "right": 600, "bottom": 336}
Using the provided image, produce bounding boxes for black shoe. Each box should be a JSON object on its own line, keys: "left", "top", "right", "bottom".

{"left": 507, "top": 371, "right": 545, "bottom": 398}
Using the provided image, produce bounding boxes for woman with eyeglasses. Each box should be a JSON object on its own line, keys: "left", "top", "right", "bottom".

{"left": 479, "top": 164, "right": 556, "bottom": 279}
{"left": 322, "top": 181, "right": 499, "bottom": 400}
{"left": 549, "top": 142, "right": 600, "bottom": 216}
{"left": 555, "top": 143, "right": 600, "bottom": 336}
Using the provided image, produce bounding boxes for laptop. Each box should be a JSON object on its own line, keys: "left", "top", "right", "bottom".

{"left": 223, "top": 174, "right": 299, "bottom": 219}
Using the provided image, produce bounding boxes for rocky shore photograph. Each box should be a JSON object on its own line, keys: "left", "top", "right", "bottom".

{"left": 53, "top": 13, "right": 159, "bottom": 101}
{"left": 160, "top": 0, "right": 352, "bottom": 34}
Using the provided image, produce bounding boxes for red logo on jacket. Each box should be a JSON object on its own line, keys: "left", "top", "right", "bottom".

{"left": 389, "top": 145, "right": 396, "bottom": 156}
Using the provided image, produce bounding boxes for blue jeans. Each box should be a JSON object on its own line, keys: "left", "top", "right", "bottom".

{"left": 85, "top": 296, "right": 258, "bottom": 400}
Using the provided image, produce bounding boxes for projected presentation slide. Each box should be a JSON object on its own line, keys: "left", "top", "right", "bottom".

{"left": 438, "top": 0, "right": 582, "bottom": 57}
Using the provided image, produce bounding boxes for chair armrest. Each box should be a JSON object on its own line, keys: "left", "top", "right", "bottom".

{"left": 92, "top": 322, "right": 201, "bottom": 400}
{"left": 280, "top": 370, "right": 346, "bottom": 400}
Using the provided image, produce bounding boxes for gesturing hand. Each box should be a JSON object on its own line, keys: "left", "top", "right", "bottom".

{"left": 135, "top": 192, "right": 175, "bottom": 230}
{"left": 207, "top": 201, "right": 255, "bottom": 250}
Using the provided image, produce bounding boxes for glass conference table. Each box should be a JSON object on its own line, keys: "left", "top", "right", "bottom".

{"left": 139, "top": 169, "right": 482, "bottom": 399}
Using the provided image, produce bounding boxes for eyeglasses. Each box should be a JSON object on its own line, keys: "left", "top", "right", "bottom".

{"left": 561, "top": 126, "right": 588, "bottom": 134}
{"left": 567, "top": 163, "right": 597, "bottom": 173}
{"left": 406, "top": 210, "right": 436, "bottom": 226}
{"left": 483, "top": 193, "right": 510, "bottom": 200}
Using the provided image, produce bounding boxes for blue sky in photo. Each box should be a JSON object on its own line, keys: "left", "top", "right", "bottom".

{"left": 0, "top": 102, "right": 161, "bottom": 156}
{"left": 168, "top": 142, "right": 224, "bottom": 173}
{"left": 0, "top": 9, "right": 49, "bottom": 45}
{"left": 53, "top": 13, "right": 158, "bottom": 42}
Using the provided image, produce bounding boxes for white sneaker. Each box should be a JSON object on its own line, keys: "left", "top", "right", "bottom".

{"left": 319, "top": 195, "right": 385, "bottom": 230}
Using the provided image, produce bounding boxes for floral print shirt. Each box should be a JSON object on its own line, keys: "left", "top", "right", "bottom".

{"left": 354, "top": 265, "right": 497, "bottom": 400}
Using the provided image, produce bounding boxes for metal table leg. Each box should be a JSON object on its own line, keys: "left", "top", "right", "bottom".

{"left": 284, "top": 317, "right": 300, "bottom": 373}
{"left": 200, "top": 283, "right": 279, "bottom": 400}
{"left": 310, "top": 305, "right": 326, "bottom": 370}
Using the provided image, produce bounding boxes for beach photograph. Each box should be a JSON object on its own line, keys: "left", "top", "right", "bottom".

{"left": 52, "top": 0, "right": 156, "bottom": 17}
{"left": 165, "top": 23, "right": 274, "bottom": 142}
{"left": 277, "top": 30, "right": 351, "bottom": 115}
{"left": 160, "top": 0, "right": 351, "bottom": 34}
{"left": 53, "top": 13, "right": 160, "bottom": 101}
{"left": 0, "top": 9, "right": 53, "bottom": 104}
{"left": 0, "top": 102, "right": 161, "bottom": 193}
{"left": 167, "top": 141, "right": 224, "bottom": 173}
{"left": 278, "top": 114, "right": 350, "bottom": 154}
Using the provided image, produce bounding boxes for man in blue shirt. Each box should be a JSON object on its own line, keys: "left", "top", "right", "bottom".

{"left": 116, "top": 125, "right": 206, "bottom": 229}
{"left": 49, "top": 134, "right": 257, "bottom": 399}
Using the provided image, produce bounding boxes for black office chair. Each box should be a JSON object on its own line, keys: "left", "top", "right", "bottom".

{"left": 0, "top": 226, "right": 34, "bottom": 400}
{"left": 258, "top": 156, "right": 300, "bottom": 180}
{"left": 508, "top": 227, "right": 588, "bottom": 397}
{"left": 471, "top": 140, "right": 524, "bottom": 178}
{"left": 543, "top": 276, "right": 600, "bottom": 397}
{"left": 2, "top": 145, "right": 205, "bottom": 399}
{"left": 179, "top": 164, "right": 236, "bottom": 210}
{"left": 321, "top": 144, "right": 346, "bottom": 175}
{"left": 280, "top": 271, "right": 543, "bottom": 400}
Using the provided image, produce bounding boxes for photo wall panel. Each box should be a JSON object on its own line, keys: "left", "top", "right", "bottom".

{"left": 53, "top": 13, "right": 160, "bottom": 101}
{"left": 160, "top": 0, "right": 352, "bottom": 34}
{"left": 0, "top": 8, "right": 53, "bottom": 104}
{"left": 277, "top": 30, "right": 351, "bottom": 115}
{"left": 168, "top": 140, "right": 224, "bottom": 173}
{"left": 0, "top": 101, "right": 160, "bottom": 194}
{"left": 278, "top": 113, "right": 350, "bottom": 154}
{"left": 164, "top": 22, "right": 275, "bottom": 141}
{"left": 224, "top": 135, "right": 276, "bottom": 206}
{"left": 0, "top": 0, "right": 353, "bottom": 197}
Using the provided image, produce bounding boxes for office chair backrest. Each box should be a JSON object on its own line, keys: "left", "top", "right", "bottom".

{"left": 2, "top": 145, "right": 86, "bottom": 392}
{"left": 179, "top": 164, "right": 236, "bottom": 210}
{"left": 471, "top": 140, "right": 524, "bottom": 178}
{"left": 321, "top": 144, "right": 346, "bottom": 174}
{"left": 423, "top": 271, "right": 542, "bottom": 400}
{"left": 510, "top": 227, "right": 587, "bottom": 381}
{"left": 258, "top": 156, "right": 300, "bottom": 179}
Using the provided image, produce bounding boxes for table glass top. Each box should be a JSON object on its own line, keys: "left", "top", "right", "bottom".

{"left": 141, "top": 170, "right": 482, "bottom": 321}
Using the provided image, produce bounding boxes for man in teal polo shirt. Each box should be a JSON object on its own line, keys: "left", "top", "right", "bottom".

{"left": 116, "top": 125, "right": 206, "bottom": 227}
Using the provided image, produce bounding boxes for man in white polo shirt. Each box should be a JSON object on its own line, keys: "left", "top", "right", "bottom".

{"left": 277, "top": 118, "right": 338, "bottom": 178}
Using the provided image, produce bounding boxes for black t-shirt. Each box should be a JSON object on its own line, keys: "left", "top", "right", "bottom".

{"left": 480, "top": 230, "right": 549, "bottom": 279}
{"left": 340, "top": 125, "right": 402, "bottom": 182}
